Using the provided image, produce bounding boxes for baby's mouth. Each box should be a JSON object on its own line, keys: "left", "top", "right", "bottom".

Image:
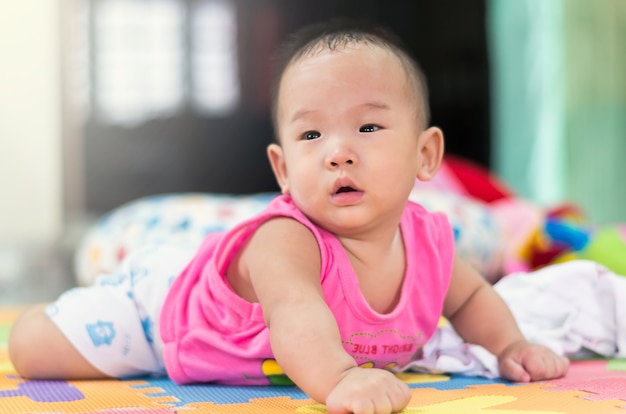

{"left": 331, "top": 179, "right": 363, "bottom": 204}
{"left": 331, "top": 178, "right": 362, "bottom": 201}
{"left": 335, "top": 186, "right": 356, "bottom": 194}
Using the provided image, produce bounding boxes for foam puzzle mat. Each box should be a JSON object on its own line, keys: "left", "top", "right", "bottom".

{"left": 1, "top": 307, "right": 625, "bottom": 413}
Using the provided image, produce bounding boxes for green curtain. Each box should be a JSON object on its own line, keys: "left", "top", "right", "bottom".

{"left": 564, "top": 0, "right": 626, "bottom": 225}
{"left": 488, "top": 0, "right": 626, "bottom": 225}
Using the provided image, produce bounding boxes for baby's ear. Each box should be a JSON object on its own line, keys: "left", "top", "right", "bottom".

{"left": 416, "top": 127, "right": 444, "bottom": 182}
{"left": 267, "top": 143, "right": 290, "bottom": 194}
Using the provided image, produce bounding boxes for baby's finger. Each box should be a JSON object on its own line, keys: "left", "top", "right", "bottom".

{"left": 348, "top": 399, "right": 375, "bottom": 414}
{"left": 499, "top": 358, "right": 531, "bottom": 383}
{"left": 389, "top": 380, "right": 412, "bottom": 412}
{"left": 531, "top": 354, "right": 569, "bottom": 381}
{"left": 326, "top": 397, "right": 371, "bottom": 414}
{"left": 556, "top": 355, "right": 570, "bottom": 376}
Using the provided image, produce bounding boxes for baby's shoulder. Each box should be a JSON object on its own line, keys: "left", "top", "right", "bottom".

{"left": 404, "top": 200, "right": 451, "bottom": 228}
{"left": 234, "top": 216, "right": 322, "bottom": 295}
{"left": 245, "top": 217, "right": 321, "bottom": 261}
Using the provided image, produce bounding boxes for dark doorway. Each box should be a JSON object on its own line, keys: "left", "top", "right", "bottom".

{"left": 83, "top": 0, "right": 490, "bottom": 213}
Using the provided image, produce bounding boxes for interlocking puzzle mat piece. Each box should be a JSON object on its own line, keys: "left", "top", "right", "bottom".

{"left": 1, "top": 308, "right": 626, "bottom": 413}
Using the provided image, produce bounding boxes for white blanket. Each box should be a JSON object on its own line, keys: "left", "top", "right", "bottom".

{"left": 402, "top": 260, "right": 626, "bottom": 378}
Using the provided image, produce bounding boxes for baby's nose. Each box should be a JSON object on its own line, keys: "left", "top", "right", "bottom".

{"left": 329, "top": 158, "right": 354, "bottom": 167}
{"left": 327, "top": 147, "right": 356, "bottom": 167}
{"left": 325, "top": 135, "right": 358, "bottom": 168}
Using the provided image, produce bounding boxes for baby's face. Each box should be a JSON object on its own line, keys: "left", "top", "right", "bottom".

{"left": 270, "top": 44, "right": 424, "bottom": 236}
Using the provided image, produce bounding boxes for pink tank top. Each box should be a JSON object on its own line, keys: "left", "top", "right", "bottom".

{"left": 160, "top": 195, "right": 454, "bottom": 385}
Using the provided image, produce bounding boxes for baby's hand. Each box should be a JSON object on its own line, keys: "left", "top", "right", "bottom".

{"left": 498, "top": 340, "right": 569, "bottom": 383}
{"left": 325, "top": 367, "right": 411, "bottom": 414}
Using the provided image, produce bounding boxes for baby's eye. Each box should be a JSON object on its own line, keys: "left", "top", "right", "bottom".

{"left": 302, "top": 131, "right": 321, "bottom": 140}
{"left": 359, "top": 124, "right": 380, "bottom": 133}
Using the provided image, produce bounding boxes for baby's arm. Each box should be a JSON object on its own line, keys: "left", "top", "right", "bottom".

{"left": 443, "top": 256, "right": 569, "bottom": 382}
{"left": 242, "top": 218, "right": 410, "bottom": 413}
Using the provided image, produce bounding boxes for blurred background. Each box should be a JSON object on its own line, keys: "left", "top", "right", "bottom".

{"left": 0, "top": 0, "right": 625, "bottom": 302}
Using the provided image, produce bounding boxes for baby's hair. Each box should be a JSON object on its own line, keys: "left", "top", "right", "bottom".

{"left": 270, "top": 18, "right": 431, "bottom": 139}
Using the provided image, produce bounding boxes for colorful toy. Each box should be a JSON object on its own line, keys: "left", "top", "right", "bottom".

{"left": 550, "top": 224, "right": 626, "bottom": 276}
{"left": 514, "top": 199, "right": 626, "bottom": 277}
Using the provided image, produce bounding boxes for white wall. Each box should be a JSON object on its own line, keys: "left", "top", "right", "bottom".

{"left": 0, "top": 1, "right": 63, "bottom": 244}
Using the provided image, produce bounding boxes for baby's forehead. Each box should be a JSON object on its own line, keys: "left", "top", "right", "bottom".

{"left": 293, "top": 40, "right": 396, "bottom": 65}
{"left": 285, "top": 42, "right": 411, "bottom": 85}
{"left": 288, "top": 42, "right": 417, "bottom": 94}
{"left": 275, "top": 38, "right": 427, "bottom": 129}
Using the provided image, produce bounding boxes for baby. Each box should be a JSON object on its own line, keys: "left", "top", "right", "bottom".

{"left": 9, "top": 19, "right": 568, "bottom": 414}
